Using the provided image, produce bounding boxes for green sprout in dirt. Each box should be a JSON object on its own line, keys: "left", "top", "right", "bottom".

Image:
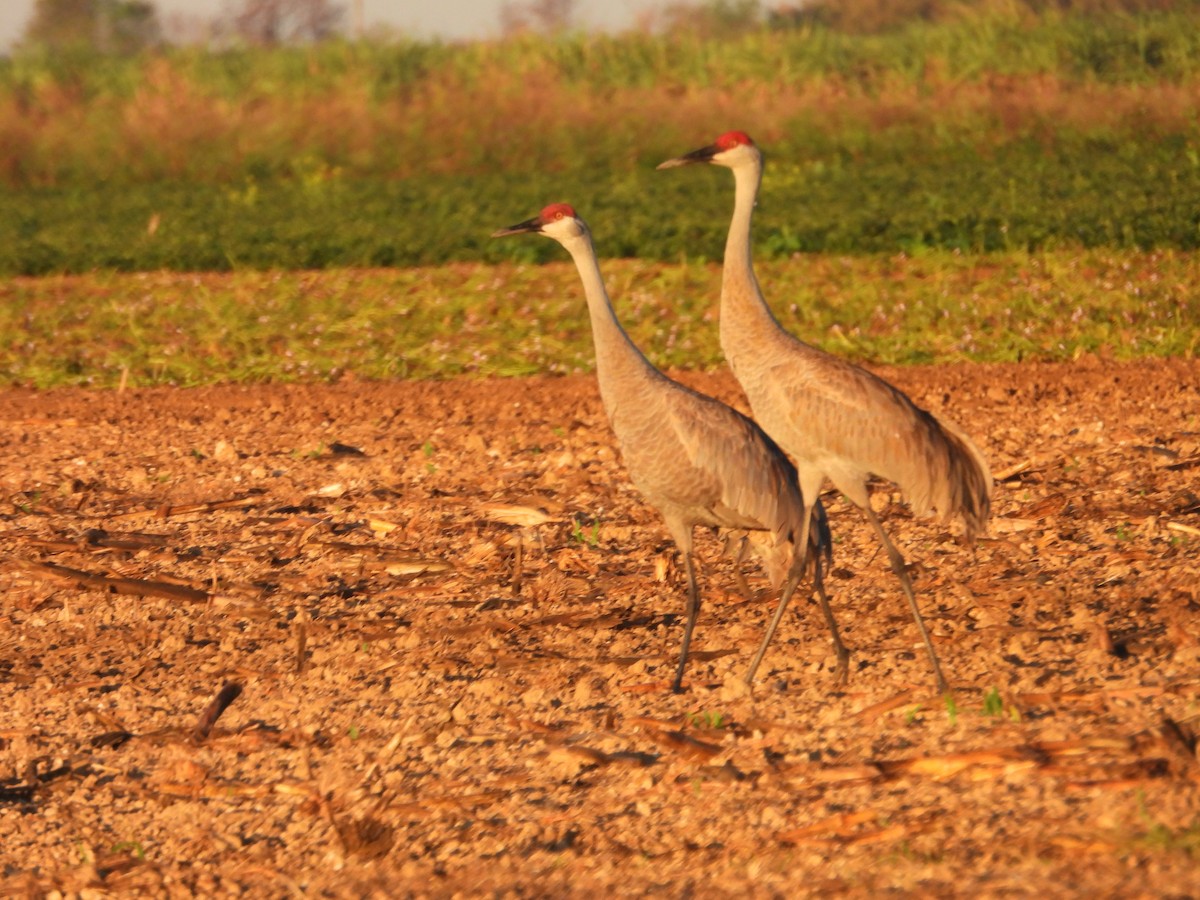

{"left": 944, "top": 694, "right": 959, "bottom": 726}
{"left": 982, "top": 687, "right": 1004, "bottom": 717}
{"left": 1134, "top": 792, "right": 1200, "bottom": 857}
{"left": 890, "top": 840, "right": 945, "bottom": 865}
{"left": 111, "top": 841, "right": 146, "bottom": 859}
{"left": 572, "top": 517, "right": 601, "bottom": 548}
{"left": 1136, "top": 821, "right": 1200, "bottom": 857}
{"left": 980, "top": 687, "right": 1021, "bottom": 722}
{"left": 687, "top": 710, "right": 727, "bottom": 730}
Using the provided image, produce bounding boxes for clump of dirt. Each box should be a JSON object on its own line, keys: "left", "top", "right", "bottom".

{"left": 2, "top": 358, "right": 1199, "bottom": 895}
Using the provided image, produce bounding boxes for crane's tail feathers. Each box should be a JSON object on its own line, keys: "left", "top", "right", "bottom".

{"left": 743, "top": 498, "right": 832, "bottom": 591}
{"left": 808, "top": 498, "right": 834, "bottom": 567}
{"left": 932, "top": 415, "right": 992, "bottom": 541}
{"left": 799, "top": 499, "right": 833, "bottom": 586}
{"left": 744, "top": 529, "right": 792, "bottom": 591}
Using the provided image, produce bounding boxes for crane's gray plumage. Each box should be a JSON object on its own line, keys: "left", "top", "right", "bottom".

{"left": 659, "top": 132, "right": 992, "bottom": 693}
{"left": 493, "top": 203, "right": 835, "bottom": 692}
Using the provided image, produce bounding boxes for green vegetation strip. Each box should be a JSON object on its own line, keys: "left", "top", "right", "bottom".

{"left": 3, "top": 250, "right": 1195, "bottom": 389}
{"left": 4, "top": 132, "right": 1200, "bottom": 275}
{"left": 4, "top": 11, "right": 1200, "bottom": 273}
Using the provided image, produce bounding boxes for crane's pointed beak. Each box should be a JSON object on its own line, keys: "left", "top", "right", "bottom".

{"left": 491, "top": 216, "right": 543, "bottom": 238}
{"left": 656, "top": 143, "right": 720, "bottom": 170}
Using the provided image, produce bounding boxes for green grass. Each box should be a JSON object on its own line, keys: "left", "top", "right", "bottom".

{"left": 2, "top": 248, "right": 1195, "bottom": 388}
{"left": 1129, "top": 792, "right": 1200, "bottom": 859}
{"left": 1132, "top": 817, "right": 1200, "bottom": 858}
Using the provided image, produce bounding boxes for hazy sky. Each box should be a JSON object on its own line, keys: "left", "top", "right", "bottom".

{"left": 0, "top": 1, "right": 664, "bottom": 49}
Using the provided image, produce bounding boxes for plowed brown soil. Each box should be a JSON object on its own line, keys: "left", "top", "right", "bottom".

{"left": 2, "top": 358, "right": 1199, "bottom": 897}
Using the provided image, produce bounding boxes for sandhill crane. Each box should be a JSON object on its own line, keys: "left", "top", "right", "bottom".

{"left": 493, "top": 203, "right": 837, "bottom": 692}
{"left": 659, "top": 132, "right": 992, "bottom": 694}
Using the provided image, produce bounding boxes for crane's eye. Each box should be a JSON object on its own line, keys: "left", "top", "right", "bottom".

{"left": 556, "top": 212, "right": 564, "bottom": 220}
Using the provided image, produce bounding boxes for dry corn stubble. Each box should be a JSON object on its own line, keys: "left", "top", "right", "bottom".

{"left": 1, "top": 359, "right": 1200, "bottom": 895}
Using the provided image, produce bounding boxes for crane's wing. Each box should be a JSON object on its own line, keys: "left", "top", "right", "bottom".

{"left": 760, "top": 351, "right": 992, "bottom": 537}
{"left": 659, "top": 382, "right": 809, "bottom": 543}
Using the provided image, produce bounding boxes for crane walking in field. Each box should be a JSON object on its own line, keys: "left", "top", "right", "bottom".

{"left": 493, "top": 203, "right": 837, "bottom": 692}
{"left": 659, "top": 132, "right": 992, "bottom": 694}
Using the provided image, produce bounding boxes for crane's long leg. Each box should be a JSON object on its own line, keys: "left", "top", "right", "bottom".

{"left": 861, "top": 505, "right": 949, "bottom": 695}
{"left": 725, "top": 533, "right": 754, "bottom": 601}
{"left": 743, "top": 506, "right": 812, "bottom": 686}
{"left": 808, "top": 503, "right": 850, "bottom": 684}
{"left": 672, "top": 551, "right": 701, "bottom": 693}
{"left": 811, "top": 561, "right": 849, "bottom": 685}
{"left": 743, "top": 518, "right": 849, "bottom": 686}
{"left": 743, "top": 573, "right": 800, "bottom": 685}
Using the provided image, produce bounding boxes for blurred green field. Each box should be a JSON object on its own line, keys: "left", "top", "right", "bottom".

{"left": 2, "top": 6, "right": 1197, "bottom": 387}
{"left": 2, "top": 7, "right": 1200, "bottom": 274}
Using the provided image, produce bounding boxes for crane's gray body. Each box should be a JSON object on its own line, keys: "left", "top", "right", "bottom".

{"left": 720, "top": 271, "right": 992, "bottom": 540}
{"left": 660, "top": 134, "right": 992, "bottom": 691}
{"left": 556, "top": 215, "right": 822, "bottom": 586}
{"left": 714, "top": 142, "right": 991, "bottom": 542}
{"left": 495, "top": 206, "right": 832, "bottom": 690}
{"left": 608, "top": 366, "right": 812, "bottom": 573}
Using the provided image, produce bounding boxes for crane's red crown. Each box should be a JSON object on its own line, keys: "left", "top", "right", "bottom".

{"left": 716, "top": 131, "right": 754, "bottom": 150}
{"left": 540, "top": 203, "right": 576, "bottom": 222}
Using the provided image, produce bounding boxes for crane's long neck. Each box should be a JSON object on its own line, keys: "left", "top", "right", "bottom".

{"left": 720, "top": 159, "right": 786, "bottom": 359}
{"left": 561, "top": 234, "right": 661, "bottom": 413}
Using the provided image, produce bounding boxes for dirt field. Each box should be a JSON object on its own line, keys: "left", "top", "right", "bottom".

{"left": 2, "top": 358, "right": 1199, "bottom": 897}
